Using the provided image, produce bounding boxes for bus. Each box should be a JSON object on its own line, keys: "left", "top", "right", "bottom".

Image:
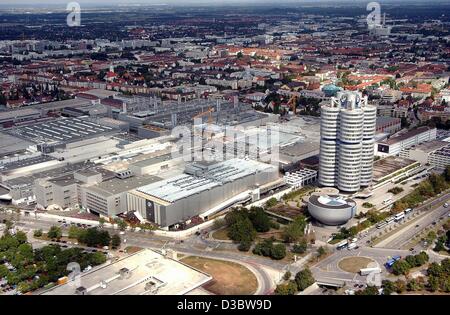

{"left": 394, "top": 212, "right": 405, "bottom": 222}
{"left": 347, "top": 242, "right": 357, "bottom": 250}
{"left": 404, "top": 208, "right": 413, "bottom": 214}
{"left": 336, "top": 240, "right": 349, "bottom": 250}
{"left": 376, "top": 221, "right": 388, "bottom": 229}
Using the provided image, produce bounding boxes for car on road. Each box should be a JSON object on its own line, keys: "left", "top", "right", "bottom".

{"left": 444, "top": 203, "right": 449, "bottom": 208}
{"left": 409, "top": 248, "right": 414, "bottom": 252}
{"left": 432, "top": 222, "right": 437, "bottom": 226}
{"left": 415, "top": 224, "right": 420, "bottom": 228}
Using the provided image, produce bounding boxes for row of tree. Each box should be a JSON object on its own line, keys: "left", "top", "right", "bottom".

{"left": 252, "top": 237, "right": 286, "bottom": 260}
{"left": 376, "top": 258, "right": 450, "bottom": 295}
{"left": 39, "top": 225, "right": 121, "bottom": 249}
{"left": 0, "top": 232, "right": 107, "bottom": 294}
{"left": 392, "top": 167, "right": 450, "bottom": 213}
{"left": 391, "top": 251, "right": 429, "bottom": 276}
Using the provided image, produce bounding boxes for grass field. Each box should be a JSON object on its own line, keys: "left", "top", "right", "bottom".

{"left": 180, "top": 256, "right": 258, "bottom": 295}
{"left": 338, "top": 257, "right": 375, "bottom": 273}
{"left": 211, "top": 227, "right": 230, "bottom": 240}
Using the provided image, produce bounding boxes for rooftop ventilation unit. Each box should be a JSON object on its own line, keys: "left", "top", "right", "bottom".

{"left": 119, "top": 267, "right": 131, "bottom": 279}
{"left": 115, "top": 170, "right": 133, "bottom": 179}
{"left": 75, "top": 286, "right": 87, "bottom": 295}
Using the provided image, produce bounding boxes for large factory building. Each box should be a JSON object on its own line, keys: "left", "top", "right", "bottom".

{"left": 127, "top": 158, "right": 279, "bottom": 228}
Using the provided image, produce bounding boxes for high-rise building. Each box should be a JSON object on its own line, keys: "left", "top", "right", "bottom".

{"left": 319, "top": 91, "right": 377, "bottom": 193}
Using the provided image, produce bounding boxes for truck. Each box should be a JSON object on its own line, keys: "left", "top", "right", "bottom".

{"left": 360, "top": 267, "right": 381, "bottom": 276}
{"left": 57, "top": 276, "right": 68, "bottom": 285}
{"left": 385, "top": 217, "right": 395, "bottom": 224}
{"left": 385, "top": 255, "right": 401, "bottom": 268}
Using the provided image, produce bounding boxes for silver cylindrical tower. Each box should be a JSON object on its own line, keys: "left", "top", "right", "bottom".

{"left": 318, "top": 91, "right": 376, "bottom": 193}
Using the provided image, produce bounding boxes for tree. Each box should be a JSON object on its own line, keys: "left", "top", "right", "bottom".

{"left": 428, "top": 275, "right": 439, "bottom": 292}
{"left": 405, "top": 255, "right": 417, "bottom": 267}
{"left": 271, "top": 244, "right": 287, "bottom": 260}
{"left": 98, "top": 217, "right": 106, "bottom": 229}
{"left": 382, "top": 280, "right": 396, "bottom": 295}
{"left": 265, "top": 198, "right": 278, "bottom": 208}
{"left": 0, "top": 264, "right": 10, "bottom": 278}
{"left": 392, "top": 260, "right": 411, "bottom": 276}
{"left": 292, "top": 238, "right": 308, "bottom": 254}
{"left": 355, "top": 286, "right": 379, "bottom": 295}
{"left": 15, "top": 231, "right": 27, "bottom": 244}
{"left": 47, "top": 226, "right": 62, "bottom": 240}
{"left": 238, "top": 240, "right": 251, "bottom": 252}
{"left": 317, "top": 246, "right": 327, "bottom": 257}
{"left": 68, "top": 226, "right": 83, "bottom": 240}
{"left": 407, "top": 278, "right": 424, "bottom": 292}
{"left": 295, "top": 268, "right": 315, "bottom": 291}
{"left": 88, "top": 252, "right": 107, "bottom": 265}
{"left": 414, "top": 251, "right": 429, "bottom": 266}
{"left": 33, "top": 229, "right": 43, "bottom": 238}
{"left": 282, "top": 215, "right": 306, "bottom": 243}
{"left": 4, "top": 220, "right": 13, "bottom": 231}
{"left": 274, "top": 281, "right": 298, "bottom": 295}
{"left": 395, "top": 279, "right": 407, "bottom": 293}
{"left": 253, "top": 238, "right": 274, "bottom": 257}
{"left": 427, "top": 262, "right": 443, "bottom": 277}
{"left": 111, "top": 234, "right": 121, "bottom": 249}
{"left": 83, "top": 228, "right": 111, "bottom": 247}
{"left": 283, "top": 271, "right": 292, "bottom": 281}
{"left": 249, "top": 207, "right": 271, "bottom": 233}
{"left": 429, "top": 173, "right": 447, "bottom": 194}
{"left": 228, "top": 217, "right": 256, "bottom": 243}
{"left": 115, "top": 219, "right": 127, "bottom": 232}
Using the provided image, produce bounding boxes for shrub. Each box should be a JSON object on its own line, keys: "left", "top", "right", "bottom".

{"left": 295, "top": 268, "right": 315, "bottom": 291}
{"left": 238, "top": 240, "right": 252, "bottom": 252}
{"left": 271, "top": 244, "right": 287, "bottom": 260}
{"left": 292, "top": 238, "right": 308, "bottom": 254}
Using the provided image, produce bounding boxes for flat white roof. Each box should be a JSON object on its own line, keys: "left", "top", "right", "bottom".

{"left": 42, "top": 249, "right": 211, "bottom": 295}
{"left": 136, "top": 158, "right": 276, "bottom": 203}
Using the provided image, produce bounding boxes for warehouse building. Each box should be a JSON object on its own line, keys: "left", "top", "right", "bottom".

{"left": 127, "top": 158, "right": 279, "bottom": 228}
{"left": 377, "top": 126, "right": 437, "bottom": 156}
{"left": 81, "top": 174, "right": 162, "bottom": 217}
{"left": 399, "top": 140, "right": 449, "bottom": 166}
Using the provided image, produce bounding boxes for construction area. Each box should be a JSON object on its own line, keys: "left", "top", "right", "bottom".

{"left": 116, "top": 95, "right": 271, "bottom": 129}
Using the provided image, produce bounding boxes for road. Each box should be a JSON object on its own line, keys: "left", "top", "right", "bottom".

{"left": 0, "top": 212, "right": 278, "bottom": 295}
{"left": 2, "top": 187, "right": 450, "bottom": 294}
{"left": 376, "top": 205, "right": 449, "bottom": 249}
{"left": 355, "top": 191, "right": 450, "bottom": 249}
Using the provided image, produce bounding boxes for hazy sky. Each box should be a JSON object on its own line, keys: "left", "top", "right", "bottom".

{"left": 0, "top": 0, "right": 418, "bottom": 4}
